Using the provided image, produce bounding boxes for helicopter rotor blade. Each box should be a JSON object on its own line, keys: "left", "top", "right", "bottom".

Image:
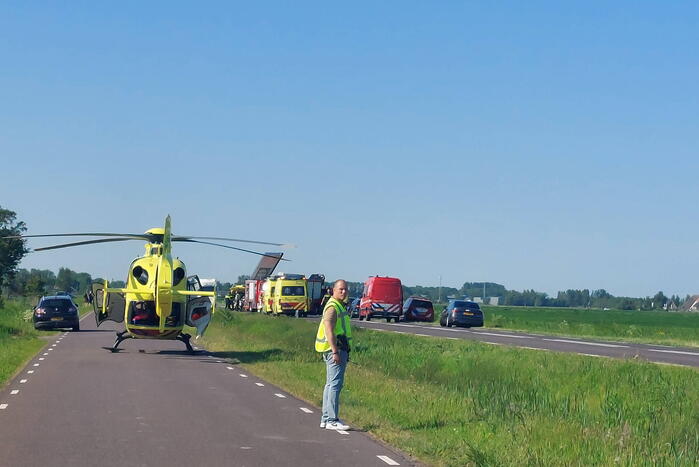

{"left": 2, "top": 233, "right": 152, "bottom": 240}
{"left": 33, "top": 237, "right": 142, "bottom": 252}
{"left": 172, "top": 236, "right": 293, "bottom": 248}
{"left": 174, "top": 239, "right": 290, "bottom": 261}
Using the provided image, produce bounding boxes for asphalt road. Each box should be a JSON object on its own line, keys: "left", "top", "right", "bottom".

{"left": 0, "top": 314, "right": 415, "bottom": 467}
{"left": 348, "top": 319, "right": 699, "bottom": 368}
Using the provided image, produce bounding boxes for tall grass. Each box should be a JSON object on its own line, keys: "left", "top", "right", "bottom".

{"left": 481, "top": 306, "right": 699, "bottom": 347}
{"left": 0, "top": 298, "right": 45, "bottom": 386}
{"left": 202, "top": 311, "right": 699, "bottom": 466}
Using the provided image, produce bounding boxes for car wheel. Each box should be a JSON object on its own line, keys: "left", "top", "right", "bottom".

{"left": 359, "top": 315, "right": 364, "bottom": 321}
{"left": 386, "top": 318, "right": 392, "bottom": 323}
{"left": 366, "top": 315, "right": 371, "bottom": 321}
{"left": 72, "top": 325, "right": 80, "bottom": 332}
{"left": 446, "top": 317, "right": 453, "bottom": 328}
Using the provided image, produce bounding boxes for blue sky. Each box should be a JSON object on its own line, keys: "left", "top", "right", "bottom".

{"left": 1, "top": 2, "right": 698, "bottom": 297}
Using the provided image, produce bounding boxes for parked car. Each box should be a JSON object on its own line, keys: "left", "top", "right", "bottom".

{"left": 402, "top": 297, "right": 434, "bottom": 322}
{"left": 33, "top": 295, "right": 81, "bottom": 331}
{"left": 359, "top": 276, "right": 403, "bottom": 323}
{"left": 348, "top": 297, "right": 360, "bottom": 318}
{"left": 439, "top": 300, "right": 483, "bottom": 328}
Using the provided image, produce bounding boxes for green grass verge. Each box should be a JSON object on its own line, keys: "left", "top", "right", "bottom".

{"left": 421, "top": 305, "right": 699, "bottom": 347}
{"left": 481, "top": 306, "right": 699, "bottom": 347}
{"left": 0, "top": 298, "right": 45, "bottom": 387}
{"left": 0, "top": 297, "right": 92, "bottom": 387}
{"left": 202, "top": 310, "right": 699, "bottom": 466}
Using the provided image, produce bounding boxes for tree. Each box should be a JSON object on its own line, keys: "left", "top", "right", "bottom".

{"left": 236, "top": 275, "right": 251, "bottom": 285}
{"left": 0, "top": 206, "right": 29, "bottom": 306}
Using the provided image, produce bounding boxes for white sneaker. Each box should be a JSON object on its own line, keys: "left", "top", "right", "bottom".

{"left": 325, "top": 420, "right": 350, "bottom": 430}
{"left": 319, "top": 421, "right": 326, "bottom": 428}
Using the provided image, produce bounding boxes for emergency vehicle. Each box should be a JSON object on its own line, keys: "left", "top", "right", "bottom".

{"left": 261, "top": 277, "right": 276, "bottom": 314}
{"left": 244, "top": 279, "right": 263, "bottom": 312}
{"left": 359, "top": 276, "right": 403, "bottom": 323}
{"left": 272, "top": 274, "right": 308, "bottom": 317}
{"left": 306, "top": 274, "right": 325, "bottom": 315}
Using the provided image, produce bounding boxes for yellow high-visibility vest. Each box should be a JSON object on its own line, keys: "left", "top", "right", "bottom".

{"left": 315, "top": 297, "right": 352, "bottom": 353}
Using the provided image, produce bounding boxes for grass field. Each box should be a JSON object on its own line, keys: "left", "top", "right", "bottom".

{"left": 0, "top": 298, "right": 46, "bottom": 387}
{"left": 0, "top": 297, "right": 92, "bottom": 387}
{"left": 201, "top": 310, "right": 699, "bottom": 466}
{"left": 422, "top": 304, "right": 699, "bottom": 347}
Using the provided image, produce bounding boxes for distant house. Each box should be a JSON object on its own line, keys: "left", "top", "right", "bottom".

{"left": 681, "top": 295, "right": 699, "bottom": 312}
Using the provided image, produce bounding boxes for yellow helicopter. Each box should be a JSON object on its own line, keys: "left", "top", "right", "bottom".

{"left": 6, "top": 216, "right": 287, "bottom": 353}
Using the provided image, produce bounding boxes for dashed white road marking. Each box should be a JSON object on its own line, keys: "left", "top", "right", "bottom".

{"left": 377, "top": 455, "right": 400, "bottom": 465}
{"left": 521, "top": 346, "right": 549, "bottom": 351}
{"left": 215, "top": 361, "right": 223, "bottom": 363}
{"left": 226, "top": 366, "right": 234, "bottom": 370}
{"left": 43, "top": 353, "right": 48, "bottom": 356}
{"left": 274, "top": 393, "right": 286, "bottom": 398}
{"left": 27, "top": 370, "right": 34, "bottom": 374}
{"left": 33, "top": 364, "right": 40, "bottom": 367}
{"left": 445, "top": 337, "right": 459, "bottom": 340}
{"left": 543, "top": 339, "right": 627, "bottom": 348}
{"left": 255, "top": 383, "right": 264, "bottom": 387}
{"left": 48, "top": 348, "right": 53, "bottom": 351}
{"left": 0, "top": 404, "right": 7, "bottom": 410}
{"left": 392, "top": 331, "right": 406, "bottom": 334}
{"left": 10, "top": 390, "right": 19, "bottom": 395}
{"left": 336, "top": 430, "right": 349, "bottom": 435}
{"left": 20, "top": 380, "right": 27, "bottom": 384}
{"left": 51, "top": 344, "right": 56, "bottom": 347}
{"left": 414, "top": 333, "right": 431, "bottom": 337}
{"left": 39, "top": 358, "right": 45, "bottom": 361}
{"left": 580, "top": 353, "right": 606, "bottom": 358}
{"left": 239, "top": 374, "right": 248, "bottom": 378}
{"left": 483, "top": 341, "right": 502, "bottom": 345}
{"left": 300, "top": 407, "right": 313, "bottom": 413}
{"left": 649, "top": 349, "right": 699, "bottom": 356}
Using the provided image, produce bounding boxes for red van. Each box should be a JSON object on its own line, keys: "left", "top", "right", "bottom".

{"left": 359, "top": 276, "right": 403, "bottom": 323}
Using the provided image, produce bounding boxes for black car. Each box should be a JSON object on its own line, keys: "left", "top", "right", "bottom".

{"left": 348, "top": 297, "right": 360, "bottom": 318}
{"left": 439, "top": 300, "right": 483, "bottom": 328}
{"left": 33, "top": 295, "right": 81, "bottom": 331}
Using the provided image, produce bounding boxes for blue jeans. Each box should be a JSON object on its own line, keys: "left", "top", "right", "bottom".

{"left": 321, "top": 349, "right": 348, "bottom": 424}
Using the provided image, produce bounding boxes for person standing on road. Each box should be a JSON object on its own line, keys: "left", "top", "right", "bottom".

{"left": 315, "top": 279, "right": 352, "bottom": 430}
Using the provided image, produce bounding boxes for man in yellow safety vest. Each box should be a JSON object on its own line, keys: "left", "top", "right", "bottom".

{"left": 315, "top": 279, "right": 352, "bottom": 430}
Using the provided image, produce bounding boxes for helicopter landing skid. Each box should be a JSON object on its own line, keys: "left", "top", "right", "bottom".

{"left": 177, "top": 333, "right": 195, "bottom": 354}
{"left": 110, "top": 330, "right": 133, "bottom": 352}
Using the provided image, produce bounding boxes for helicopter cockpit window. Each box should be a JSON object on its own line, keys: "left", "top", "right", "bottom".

{"left": 132, "top": 266, "right": 149, "bottom": 286}
{"left": 173, "top": 267, "right": 185, "bottom": 287}
{"left": 130, "top": 301, "right": 158, "bottom": 326}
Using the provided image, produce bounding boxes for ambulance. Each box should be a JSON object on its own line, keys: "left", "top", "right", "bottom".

{"left": 261, "top": 278, "right": 276, "bottom": 314}
{"left": 272, "top": 274, "right": 308, "bottom": 317}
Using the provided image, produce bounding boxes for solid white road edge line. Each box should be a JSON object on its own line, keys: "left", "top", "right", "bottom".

{"left": 649, "top": 349, "right": 699, "bottom": 356}
{"left": 472, "top": 332, "right": 532, "bottom": 339}
{"left": 377, "top": 455, "right": 400, "bottom": 465}
{"left": 543, "top": 339, "right": 627, "bottom": 348}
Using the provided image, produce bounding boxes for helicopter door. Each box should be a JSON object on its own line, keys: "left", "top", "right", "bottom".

{"left": 187, "top": 275, "right": 202, "bottom": 292}
{"left": 186, "top": 296, "right": 212, "bottom": 337}
{"left": 91, "top": 281, "right": 125, "bottom": 326}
